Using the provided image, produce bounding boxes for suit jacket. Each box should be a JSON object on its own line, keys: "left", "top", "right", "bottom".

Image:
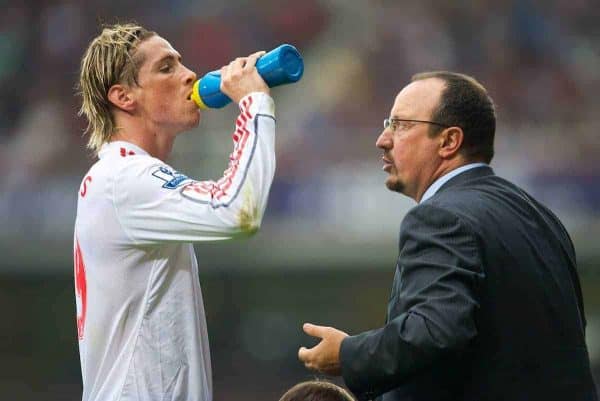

{"left": 340, "top": 166, "right": 597, "bottom": 401}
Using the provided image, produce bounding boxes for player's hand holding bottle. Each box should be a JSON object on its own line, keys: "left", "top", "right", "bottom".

{"left": 219, "top": 51, "right": 270, "bottom": 104}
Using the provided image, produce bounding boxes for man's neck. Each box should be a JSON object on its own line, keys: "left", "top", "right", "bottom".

{"left": 111, "top": 119, "right": 176, "bottom": 161}
{"left": 416, "top": 159, "right": 487, "bottom": 203}
{"left": 415, "top": 158, "right": 472, "bottom": 202}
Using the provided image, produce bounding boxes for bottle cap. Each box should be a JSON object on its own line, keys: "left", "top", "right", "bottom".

{"left": 278, "top": 45, "right": 303, "bottom": 82}
{"left": 191, "top": 80, "right": 208, "bottom": 109}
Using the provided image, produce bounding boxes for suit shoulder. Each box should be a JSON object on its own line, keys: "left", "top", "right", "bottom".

{"left": 425, "top": 174, "right": 519, "bottom": 214}
{"left": 411, "top": 181, "right": 504, "bottom": 236}
{"left": 401, "top": 202, "right": 476, "bottom": 238}
{"left": 424, "top": 175, "right": 572, "bottom": 242}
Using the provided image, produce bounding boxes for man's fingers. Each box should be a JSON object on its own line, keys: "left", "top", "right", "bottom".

{"left": 226, "top": 57, "right": 246, "bottom": 74}
{"left": 243, "top": 51, "right": 265, "bottom": 70}
{"left": 298, "top": 346, "right": 319, "bottom": 372}
{"left": 298, "top": 346, "right": 310, "bottom": 362}
{"left": 303, "top": 322, "right": 327, "bottom": 338}
{"left": 247, "top": 51, "right": 266, "bottom": 59}
{"left": 299, "top": 323, "right": 346, "bottom": 375}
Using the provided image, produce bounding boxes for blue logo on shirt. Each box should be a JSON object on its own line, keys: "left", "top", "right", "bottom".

{"left": 151, "top": 167, "right": 190, "bottom": 189}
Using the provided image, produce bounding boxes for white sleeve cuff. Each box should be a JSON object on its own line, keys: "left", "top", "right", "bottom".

{"left": 238, "top": 92, "right": 275, "bottom": 118}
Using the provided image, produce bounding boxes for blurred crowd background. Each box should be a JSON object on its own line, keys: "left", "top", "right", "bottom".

{"left": 0, "top": 0, "right": 599, "bottom": 400}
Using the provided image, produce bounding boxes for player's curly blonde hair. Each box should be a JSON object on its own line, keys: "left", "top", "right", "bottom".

{"left": 78, "top": 23, "right": 156, "bottom": 154}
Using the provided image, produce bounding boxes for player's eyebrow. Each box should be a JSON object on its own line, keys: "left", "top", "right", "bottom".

{"left": 153, "top": 53, "right": 182, "bottom": 67}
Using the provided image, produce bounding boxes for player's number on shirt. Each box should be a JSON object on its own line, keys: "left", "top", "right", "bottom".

{"left": 74, "top": 239, "right": 87, "bottom": 340}
{"left": 80, "top": 175, "right": 92, "bottom": 197}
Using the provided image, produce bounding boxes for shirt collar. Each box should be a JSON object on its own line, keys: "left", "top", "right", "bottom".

{"left": 98, "top": 141, "right": 150, "bottom": 159}
{"left": 420, "top": 162, "right": 488, "bottom": 203}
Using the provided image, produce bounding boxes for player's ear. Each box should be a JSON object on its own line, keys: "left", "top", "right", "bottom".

{"left": 107, "top": 84, "right": 136, "bottom": 112}
{"left": 438, "top": 126, "right": 463, "bottom": 159}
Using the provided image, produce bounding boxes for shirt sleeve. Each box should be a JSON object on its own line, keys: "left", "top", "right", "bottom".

{"left": 113, "top": 92, "right": 276, "bottom": 245}
{"left": 339, "top": 204, "right": 484, "bottom": 399}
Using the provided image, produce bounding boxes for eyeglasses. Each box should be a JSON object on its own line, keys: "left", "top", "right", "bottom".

{"left": 383, "top": 117, "right": 450, "bottom": 132}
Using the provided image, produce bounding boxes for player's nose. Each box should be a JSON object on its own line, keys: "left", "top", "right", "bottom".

{"left": 183, "top": 65, "right": 196, "bottom": 86}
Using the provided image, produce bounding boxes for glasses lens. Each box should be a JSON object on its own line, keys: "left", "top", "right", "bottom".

{"left": 383, "top": 118, "right": 390, "bottom": 129}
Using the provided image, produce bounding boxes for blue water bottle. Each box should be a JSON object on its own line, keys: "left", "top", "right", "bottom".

{"left": 190, "top": 44, "right": 304, "bottom": 109}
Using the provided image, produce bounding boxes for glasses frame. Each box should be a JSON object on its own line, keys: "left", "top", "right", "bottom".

{"left": 383, "top": 117, "right": 450, "bottom": 131}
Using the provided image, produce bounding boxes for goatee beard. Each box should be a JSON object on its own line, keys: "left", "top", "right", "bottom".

{"left": 386, "top": 177, "right": 404, "bottom": 193}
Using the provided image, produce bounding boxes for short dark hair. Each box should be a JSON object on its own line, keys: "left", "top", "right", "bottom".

{"left": 412, "top": 71, "right": 496, "bottom": 163}
{"left": 279, "top": 380, "right": 356, "bottom": 401}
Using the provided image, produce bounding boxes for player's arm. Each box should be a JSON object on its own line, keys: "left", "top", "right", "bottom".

{"left": 112, "top": 92, "right": 275, "bottom": 244}
{"left": 113, "top": 53, "right": 276, "bottom": 244}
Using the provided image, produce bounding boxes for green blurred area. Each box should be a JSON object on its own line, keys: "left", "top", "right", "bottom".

{"left": 1, "top": 259, "right": 599, "bottom": 401}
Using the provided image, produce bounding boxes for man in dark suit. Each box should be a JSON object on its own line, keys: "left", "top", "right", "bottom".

{"left": 297, "top": 71, "right": 597, "bottom": 401}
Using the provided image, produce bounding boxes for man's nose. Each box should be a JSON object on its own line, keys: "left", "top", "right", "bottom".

{"left": 376, "top": 130, "right": 391, "bottom": 149}
{"left": 183, "top": 66, "right": 197, "bottom": 85}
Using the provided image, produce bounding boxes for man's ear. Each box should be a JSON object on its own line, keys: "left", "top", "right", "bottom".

{"left": 107, "top": 84, "right": 136, "bottom": 112}
{"left": 438, "top": 127, "right": 464, "bottom": 159}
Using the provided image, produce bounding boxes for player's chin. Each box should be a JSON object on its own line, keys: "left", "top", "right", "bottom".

{"left": 180, "top": 119, "right": 200, "bottom": 134}
{"left": 186, "top": 110, "right": 201, "bottom": 127}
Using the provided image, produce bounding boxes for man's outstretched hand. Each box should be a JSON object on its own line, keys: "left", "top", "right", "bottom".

{"left": 298, "top": 323, "right": 349, "bottom": 376}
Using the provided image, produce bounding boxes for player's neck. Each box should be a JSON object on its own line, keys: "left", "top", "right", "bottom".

{"left": 111, "top": 120, "right": 176, "bottom": 161}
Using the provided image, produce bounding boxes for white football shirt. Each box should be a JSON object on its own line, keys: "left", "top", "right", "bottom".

{"left": 73, "top": 93, "right": 276, "bottom": 401}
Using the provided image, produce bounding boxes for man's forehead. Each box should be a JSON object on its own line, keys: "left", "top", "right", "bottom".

{"left": 138, "top": 35, "right": 180, "bottom": 62}
{"left": 391, "top": 78, "right": 445, "bottom": 117}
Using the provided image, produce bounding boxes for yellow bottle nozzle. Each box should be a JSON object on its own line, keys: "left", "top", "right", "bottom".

{"left": 190, "top": 80, "right": 208, "bottom": 109}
